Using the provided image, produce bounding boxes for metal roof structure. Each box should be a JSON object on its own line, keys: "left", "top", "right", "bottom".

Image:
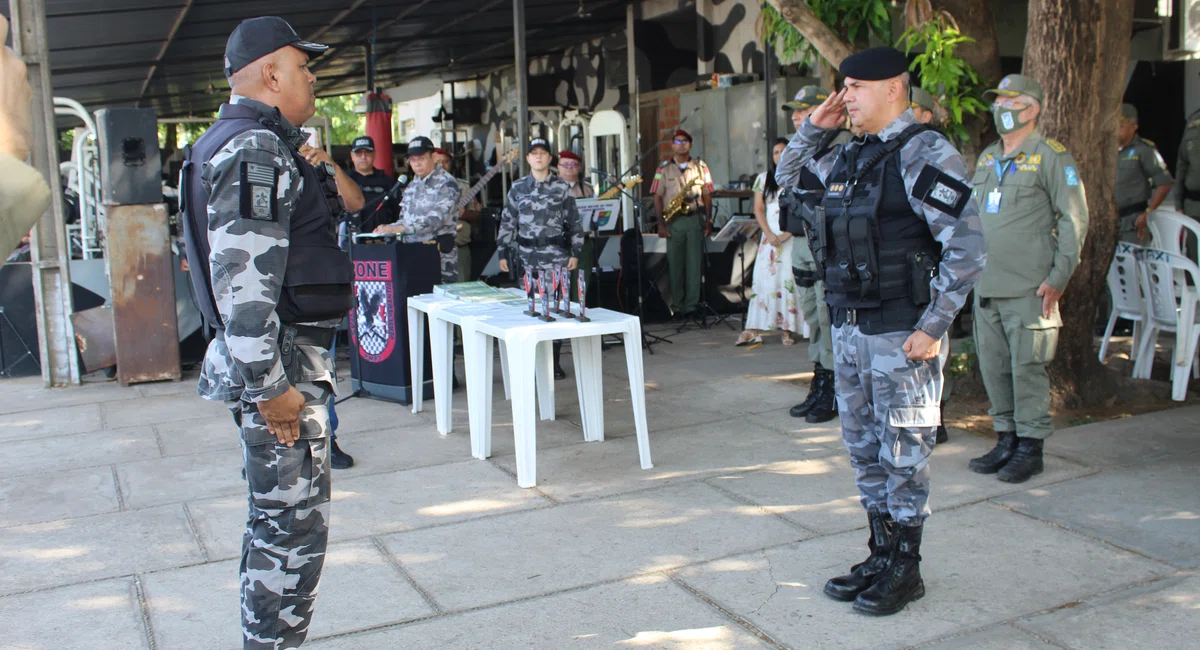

{"left": 2, "top": 0, "right": 631, "bottom": 118}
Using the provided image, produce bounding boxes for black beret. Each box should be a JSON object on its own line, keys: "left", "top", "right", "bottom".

{"left": 839, "top": 46, "right": 910, "bottom": 81}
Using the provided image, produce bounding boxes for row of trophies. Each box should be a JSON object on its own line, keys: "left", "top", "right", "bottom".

{"left": 522, "top": 267, "right": 589, "bottom": 322}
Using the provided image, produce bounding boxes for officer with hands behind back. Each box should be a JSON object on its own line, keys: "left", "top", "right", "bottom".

{"left": 786, "top": 46, "right": 986, "bottom": 616}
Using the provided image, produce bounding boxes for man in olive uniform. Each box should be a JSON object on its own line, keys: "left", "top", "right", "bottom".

{"left": 498, "top": 138, "right": 585, "bottom": 378}
{"left": 776, "top": 85, "right": 847, "bottom": 424}
{"left": 651, "top": 129, "right": 714, "bottom": 317}
{"left": 1175, "top": 106, "right": 1200, "bottom": 244}
{"left": 1115, "top": 104, "right": 1172, "bottom": 243}
{"left": 910, "top": 87, "right": 937, "bottom": 125}
{"left": 181, "top": 17, "right": 359, "bottom": 648}
{"left": 373, "top": 136, "right": 462, "bottom": 283}
{"left": 968, "top": 74, "right": 1088, "bottom": 484}
{"left": 789, "top": 47, "right": 986, "bottom": 615}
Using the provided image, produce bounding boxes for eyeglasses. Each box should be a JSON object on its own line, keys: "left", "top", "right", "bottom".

{"left": 673, "top": 139, "right": 690, "bottom": 145}
{"left": 993, "top": 97, "right": 1031, "bottom": 110}
{"left": 559, "top": 161, "right": 580, "bottom": 169}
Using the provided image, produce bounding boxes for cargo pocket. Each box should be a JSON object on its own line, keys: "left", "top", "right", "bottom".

{"left": 883, "top": 405, "right": 939, "bottom": 468}
{"left": 1020, "top": 295, "right": 1062, "bottom": 364}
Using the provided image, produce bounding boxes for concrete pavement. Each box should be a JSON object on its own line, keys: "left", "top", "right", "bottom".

{"left": 0, "top": 327, "right": 1195, "bottom": 649}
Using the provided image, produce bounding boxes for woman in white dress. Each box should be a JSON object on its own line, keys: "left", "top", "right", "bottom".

{"left": 737, "top": 138, "right": 802, "bottom": 346}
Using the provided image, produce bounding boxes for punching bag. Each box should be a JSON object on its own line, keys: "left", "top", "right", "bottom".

{"left": 365, "top": 92, "right": 394, "bottom": 177}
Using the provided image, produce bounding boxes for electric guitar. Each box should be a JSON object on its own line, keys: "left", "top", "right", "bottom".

{"left": 456, "top": 148, "right": 519, "bottom": 211}
{"left": 597, "top": 175, "right": 642, "bottom": 199}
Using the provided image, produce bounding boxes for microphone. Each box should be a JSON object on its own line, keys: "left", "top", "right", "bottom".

{"left": 374, "top": 175, "right": 408, "bottom": 213}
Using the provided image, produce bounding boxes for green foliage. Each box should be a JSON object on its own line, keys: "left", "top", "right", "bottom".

{"left": 760, "top": 1, "right": 893, "bottom": 68}
{"left": 158, "top": 119, "right": 214, "bottom": 149}
{"left": 898, "top": 20, "right": 989, "bottom": 145}
{"left": 315, "top": 94, "right": 365, "bottom": 145}
{"left": 947, "top": 337, "right": 976, "bottom": 379}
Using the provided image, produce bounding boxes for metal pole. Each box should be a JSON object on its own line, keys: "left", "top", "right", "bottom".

{"left": 513, "top": 0, "right": 529, "bottom": 177}
{"left": 364, "top": 43, "right": 374, "bottom": 92}
{"left": 449, "top": 81, "right": 457, "bottom": 162}
{"left": 764, "top": 37, "right": 776, "bottom": 174}
{"left": 626, "top": 3, "right": 640, "bottom": 225}
{"left": 11, "top": 0, "right": 81, "bottom": 387}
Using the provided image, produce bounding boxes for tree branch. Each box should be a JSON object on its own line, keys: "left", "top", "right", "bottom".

{"left": 764, "top": 0, "right": 856, "bottom": 67}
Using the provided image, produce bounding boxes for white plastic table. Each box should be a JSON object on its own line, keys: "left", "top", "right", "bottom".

{"left": 407, "top": 294, "right": 652, "bottom": 488}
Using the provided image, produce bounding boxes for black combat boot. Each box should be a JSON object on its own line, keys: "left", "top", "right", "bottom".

{"left": 553, "top": 341, "right": 567, "bottom": 380}
{"left": 968, "top": 430, "right": 1018, "bottom": 474}
{"left": 790, "top": 364, "right": 827, "bottom": 418}
{"left": 853, "top": 523, "right": 924, "bottom": 616}
{"left": 330, "top": 438, "right": 354, "bottom": 470}
{"left": 824, "top": 509, "right": 893, "bottom": 602}
{"left": 935, "top": 400, "right": 949, "bottom": 445}
{"left": 997, "top": 437, "right": 1044, "bottom": 483}
{"left": 805, "top": 369, "right": 838, "bottom": 423}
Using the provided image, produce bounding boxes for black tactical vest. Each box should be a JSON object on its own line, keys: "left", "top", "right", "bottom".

{"left": 813, "top": 125, "right": 940, "bottom": 333}
{"left": 781, "top": 128, "right": 849, "bottom": 236}
{"left": 180, "top": 103, "right": 353, "bottom": 329}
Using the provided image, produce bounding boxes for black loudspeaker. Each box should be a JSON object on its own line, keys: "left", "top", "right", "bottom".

{"left": 451, "top": 97, "right": 484, "bottom": 125}
{"left": 95, "top": 108, "right": 162, "bottom": 205}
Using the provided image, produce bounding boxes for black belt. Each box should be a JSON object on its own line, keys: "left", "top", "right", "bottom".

{"left": 1118, "top": 201, "right": 1148, "bottom": 218}
{"left": 517, "top": 234, "right": 567, "bottom": 248}
{"left": 793, "top": 268, "right": 819, "bottom": 288}
{"left": 829, "top": 303, "right": 924, "bottom": 335}
{"left": 284, "top": 324, "right": 336, "bottom": 350}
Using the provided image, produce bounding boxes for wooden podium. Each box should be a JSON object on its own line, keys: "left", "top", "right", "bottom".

{"left": 348, "top": 237, "right": 440, "bottom": 403}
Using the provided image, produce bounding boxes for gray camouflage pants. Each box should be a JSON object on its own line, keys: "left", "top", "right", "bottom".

{"left": 440, "top": 246, "right": 459, "bottom": 285}
{"left": 832, "top": 324, "right": 948, "bottom": 526}
{"left": 230, "top": 380, "right": 333, "bottom": 649}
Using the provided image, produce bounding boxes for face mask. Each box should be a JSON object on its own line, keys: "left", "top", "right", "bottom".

{"left": 992, "top": 104, "right": 1029, "bottom": 134}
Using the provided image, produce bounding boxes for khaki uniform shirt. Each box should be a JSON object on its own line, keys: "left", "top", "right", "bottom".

{"left": 650, "top": 157, "right": 714, "bottom": 218}
{"left": 1175, "top": 112, "right": 1200, "bottom": 215}
{"left": 567, "top": 180, "right": 595, "bottom": 199}
{"left": 1115, "top": 136, "right": 1171, "bottom": 231}
{"left": 971, "top": 130, "right": 1089, "bottom": 298}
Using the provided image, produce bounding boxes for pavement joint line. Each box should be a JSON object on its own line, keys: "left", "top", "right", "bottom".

{"left": 371, "top": 537, "right": 445, "bottom": 615}
{"left": 151, "top": 425, "right": 166, "bottom": 458}
{"left": 667, "top": 573, "right": 790, "bottom": 650}
{"left": 181, "top": 502, "right": 212, "bottom": 563}
{"left": 111, "top": 465, "right": 127, "bottom": 512}
{"left": 700, "top": 477, "right": 825, "bottom": 537}
{"left": 132, "top": 574, "right": 159, "bottom": 650}
{"left": 986, "top": 500, "right": 1183, "bottom": 570}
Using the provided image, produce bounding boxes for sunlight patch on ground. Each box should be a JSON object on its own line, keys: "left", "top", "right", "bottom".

{"left": 618, "top": 625, "right": 739, "bottom": 647}
{"left": 417, "top": 499, "right": 522, "bottom": 517}
{"left": 67, "top": 595, "right": 129, "bottom": 611}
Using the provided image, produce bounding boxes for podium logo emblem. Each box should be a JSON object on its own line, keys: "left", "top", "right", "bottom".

{"left": 351, "top": 260, "right": 396, "bottom": 363}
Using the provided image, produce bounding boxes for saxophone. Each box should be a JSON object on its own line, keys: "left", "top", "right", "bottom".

{"left": 661, "top": 177, "right": 702, "bottom": 224}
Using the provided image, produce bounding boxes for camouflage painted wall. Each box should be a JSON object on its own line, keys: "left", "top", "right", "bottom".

{"left": 698, "top": 0, "right": 766, "bottom": 78}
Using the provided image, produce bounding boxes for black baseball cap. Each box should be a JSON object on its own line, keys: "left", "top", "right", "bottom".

{"left": 528, "top": 137, "right": 552, "bottom": 154}
{"left": 406, "top": 136, "right": 435, "bottom": 156}
{"left": 351, "top": 136, "right": 374, "bottom": 152}
{"left": 224, "top": 17, "right": 328, "bottom": 78}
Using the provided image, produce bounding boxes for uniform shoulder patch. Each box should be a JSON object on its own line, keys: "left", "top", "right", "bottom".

{"left": 1045, "top": 139, "right": 1067, "bottom": 154}
{"left": 913, "top": 164, "right": 971, "bottom": 218}
{"left": 239, "top": 161, "right": 278, "bottom": 222}
{"left": 658, "top": 161, "right": 670, "bottom": 168}
{"left": 1141, "top": 137, "right": 1156, "bottom": 147}
{"left": 1190, "top": 119, "right": 1200, "bottom": 129}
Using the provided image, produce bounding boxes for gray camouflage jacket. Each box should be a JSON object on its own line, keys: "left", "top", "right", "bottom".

{"left": 784, "top": 109, "right": 987, "bottom": 340}
{"left": 195, "top": 95, "right": 336, "bottom": 404}
{"left": 391, "top": 167, "right": 461, "bottom": 240}
{"left": 499, "top": 173, "right": 585, "bottom": 267}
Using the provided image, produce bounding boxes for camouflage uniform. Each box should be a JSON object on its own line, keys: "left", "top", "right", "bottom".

{"left": 390, "top": 166, "right": 461, "bottom": 284}
{"left": 498, "top": 173, "right": 584, "bottom": 272}
{"left": 193, "top": 95, "right": 336, "bottom": 649}
{"left": 787, "top": 110, "right": 986, "bottom": 524}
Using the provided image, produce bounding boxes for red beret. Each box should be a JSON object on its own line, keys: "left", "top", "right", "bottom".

{"left": 432, "top": 147, "right": 451, "bottom": 157}
{"left": 558, "top": 151, "right": 581, "bottom": 162}
{"left": 674, "top": 129, "right": 692, "bottom": 142}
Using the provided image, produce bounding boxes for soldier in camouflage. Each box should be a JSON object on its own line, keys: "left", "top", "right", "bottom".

{"left": 498, "top": 137, "right": 584, "bottom": 378}
{"left": 786, "top": 47, "right": 986, "bottom": 616}
{"left": 373, "top": 135, "right": 462, "bottom": 284}
{"left": 181, "top": 17, "right": 356, "bottom": 649}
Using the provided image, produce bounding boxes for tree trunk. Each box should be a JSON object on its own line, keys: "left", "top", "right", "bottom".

{"left": 1022, "top": 0, "right": 1134, "bottom": 406}
{"left": 932, "top": 0, "right": 1002, "bottom": 166}
{"left": 765, "top": 0, "right": 856, "bottom": 68}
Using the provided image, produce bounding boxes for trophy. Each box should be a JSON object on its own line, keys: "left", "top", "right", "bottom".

{"left": 559, "top": 267, "right": 573, "bottom": 318}
{"left": 576, "top": 269, "right": 590, "bottom": 322}
{"left": 549, "top": 266, "right": 564, "bottom": 314}
{"left": 537, "top": 270, "right": 555, "bottom": 321}
{"left": 522, "top": 267, "right": 537, "bottom": 317}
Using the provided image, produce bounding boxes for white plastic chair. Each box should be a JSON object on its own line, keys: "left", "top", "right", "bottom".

{"left": 1098, "top": 242, "right": 1146, "bottom": 365}
{"left": 1133, "top": 248, "right": 1200, "bottom": 400}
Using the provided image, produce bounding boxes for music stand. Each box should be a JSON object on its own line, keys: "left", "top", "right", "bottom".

{"left": 711, "top": 214, "right": 759, "bottom": 331}
{"left": 0, "top": 306, "right": 38, "bottom": 378}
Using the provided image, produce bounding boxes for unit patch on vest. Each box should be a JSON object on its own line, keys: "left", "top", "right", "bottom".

{"left": 913, "top": 164, "right": 971, "bottom": 218}
{"left": 240, "top": 161, "right": 278, "bottom": 222}
{"left": 826, "top": 182, "right": 847, "bottom": 198}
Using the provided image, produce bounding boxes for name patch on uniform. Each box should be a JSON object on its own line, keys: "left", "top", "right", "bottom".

{"left": 913, "top": 164, "right": 971, "bottom": 218}
{"left": 1064, "top": 166, "right": 1080, "bottom": 186}
{"left": 240, "top": 162, "right": 278, "bottom": 222}
{"left": 826, "top": 182, "right": 847, "bottom": 198}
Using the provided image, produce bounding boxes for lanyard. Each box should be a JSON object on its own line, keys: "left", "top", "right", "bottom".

{"left": 993, "top": 158, "right": 1014, "bottom": 187}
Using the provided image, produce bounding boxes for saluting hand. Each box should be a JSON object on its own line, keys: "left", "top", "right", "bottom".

{"left": 809, "top": 88, "right": 848, "bottom": 131}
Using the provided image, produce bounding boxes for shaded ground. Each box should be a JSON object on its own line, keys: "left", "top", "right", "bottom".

{"left": 0, "top": 326, "right": 1195, "bottom": 650}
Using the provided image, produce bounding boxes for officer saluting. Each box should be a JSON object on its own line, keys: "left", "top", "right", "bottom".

{"left": 498, "top": 137, "right": 585, "bottom": 378}
{"left": 373, "top": 135, "right": 462, "bottom": 284}
{"left": 786, "top": 46, "right": 986, "bottom": 615}
{"left": 968, "top": 75, "right": 1088, "bottom": 483}
{"left": 180, "top": 16, "right": 351, "bottom": 648}
{"left": 1114, "top": 104, "right": 1172, "bottom": 243}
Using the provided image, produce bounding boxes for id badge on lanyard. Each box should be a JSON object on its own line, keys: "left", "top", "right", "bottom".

{"left": 987, "top": 159, "right": 1014, "bottom": 214}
